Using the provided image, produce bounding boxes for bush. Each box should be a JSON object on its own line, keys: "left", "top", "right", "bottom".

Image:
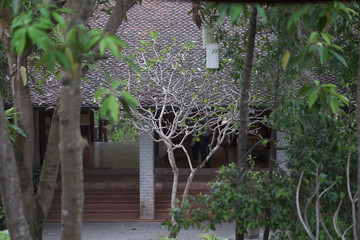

{"left": 165, "top": 162, "right": 294, "bottom": 237}
{"left": 108, "top": 118, "right": 138, "bottom": 142}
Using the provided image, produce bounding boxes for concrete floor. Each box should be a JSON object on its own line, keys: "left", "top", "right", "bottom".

{"left": 43, "top": 222, "right": 263, "bottom": 240}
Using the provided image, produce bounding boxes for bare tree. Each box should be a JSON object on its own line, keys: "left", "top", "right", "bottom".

{"left": 111, "top": 34, "right": 264, "bottom": 237}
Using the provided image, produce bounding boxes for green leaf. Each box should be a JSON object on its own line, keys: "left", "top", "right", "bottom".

{"left": 337, "top": 94, "right": 349, "bottom": 107}
{"left": 11, "top": 27, "right": 27, "bottom": 55}
{"left": 124, "top": 57, "right": 140, "bottom": 72}
{"left": 154, "top": 32, "right": 159, "bottom": 40}
{"left": 298, "top": 82, "right": 314, "bottom": 97}
{"left": 330, "top": 96, "right": 339, "bottom": 114}
{"left": 229, "top": 4, "right": 243, "bottom": 23}
{"left": 328, "top": 49, "right": 348, "bottom": 67}
{"left": 281, "top": 50, "right": 290, "bottom": 71}
{"left": 108, "top": 34, "right": 127, "bottom": 47}
{"left": 28, "top": 26, "right": 52, "bottom": 49}
{"left": 318, "top": 46, "right": 328, "bottom": 64}
{"left": 111, "top": 81, "right": 125, "bottom": 90}
{"left": 94, "top": 89, "right": 110, "bottom": 100}
{"left": 38, "top": 73, "right": 52, "bottom": 87}
{"left": 100, "top": 95, "right": 120, "bottom": 122}
{"left": 102, "top": 35, "right": 127, "bottom": 58}
{"left": 55, "top": 50, "right": 70, "bottom": 70}
{"left": 308, "top": 89, "right": 319, "bottom": 109}
{"left": 309, "top": 32, "right": 319, "bottom": 44}
{"left": 322, "top": 83, "right": 336, "bottom": 89}
{"left": 87, "top": 35, "right": 102, "bottom": 51}
{"left": 320, "top": 32, "right": 333, "bottom": 44}
{"left": 52, "top": 12, "right": 66, "bottom": 28}
{"left": 120, "top": 91, "right": 138, "bottom": 109}
{"left": 99, "top": 38, "right": 107, "bottom": 56}
{"left": 287, "top": 21, "right": 297, "bottom": 36}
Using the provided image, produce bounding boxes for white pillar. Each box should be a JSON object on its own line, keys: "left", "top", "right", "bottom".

{"left": 139, "top": 130, "right": 155, "bottom": 219}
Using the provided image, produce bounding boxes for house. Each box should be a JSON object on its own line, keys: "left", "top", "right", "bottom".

{"left": 26, "top": 0, "right": 292, "bottom": 221}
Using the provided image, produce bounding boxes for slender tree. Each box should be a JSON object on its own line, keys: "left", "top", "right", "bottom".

{"left": 0, "top": 0, "right": 138, "bottom": 238}
{"left": 235, "top": 6, "right": 257, "bottom": 240}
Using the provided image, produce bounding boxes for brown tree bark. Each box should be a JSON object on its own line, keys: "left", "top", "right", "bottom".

{"left": 0, "top": 8, "right": 36, "bottom": 236}
{"left": 34, "top": 109, "right": 60, "bottom": 239}
{"left": 166, "top": 143, "right": 179, "bottom": 238}
{"left": 60, "top": 1, "right": 95, "bottom": 239}
{"left": 0, "top": 97, "right": 32, "bottom": 240}
{"left": 12, "top": 55, "right": 37, "bottom": 237}
{"left": 236, "top": 6, "right": 257, "bottom": 240}
{"left": 103, "top": 0, "right": 138, "bottom": 34}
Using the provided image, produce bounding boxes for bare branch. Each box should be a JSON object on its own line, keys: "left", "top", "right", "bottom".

{"left": 296, "top": 171, "right": 316, "bottom": 240}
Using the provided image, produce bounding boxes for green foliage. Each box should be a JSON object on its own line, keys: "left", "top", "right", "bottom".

{"left": 108, "top": 118, "right": 138, "bottom": 142}
{"left": 283, "top": 2, "right": 358, "bottom": 70}
{"left": 9, "top": 3, "right": 128, "bottom": 79}
{"left": 5, "top": 107, "right": 27, "bottom": 142}
{"left": 270, "top": 95, "right": 356, "bottom": 238}
{"left": 159, "top": 237, "right": 177, "bottom": 240}
{"left": 200, "top": 232, "right": 229, "bottom": 240}
{"left": 0, "top": 230, "right": 9, "bottom": 240}
{"left": 95, "top": 79, "right": 138, "bottom": 123}
{"left": 165, "top": 163, "right": 294, "bottom": 237}
{"left": 297, "top": 80, "right": 349, "bottom": 114}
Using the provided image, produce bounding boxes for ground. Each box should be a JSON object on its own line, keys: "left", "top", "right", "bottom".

{"left": 42, "top": 222, "right": 263, "bottom": 240}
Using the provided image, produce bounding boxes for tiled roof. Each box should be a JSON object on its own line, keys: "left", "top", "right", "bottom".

{"left": 30, "top": 0, "right": 204, "bottom": 107}
{"left": 28, "top": 0, "right": 348, "bottom": 108}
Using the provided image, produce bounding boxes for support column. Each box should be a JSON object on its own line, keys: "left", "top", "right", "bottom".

{"left": 139, "top": 130, "right": 155, "bottom": 219}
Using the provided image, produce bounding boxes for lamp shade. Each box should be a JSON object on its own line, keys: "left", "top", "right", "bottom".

{"left": 206, "top": 43, "right": 219, "bottom": 69}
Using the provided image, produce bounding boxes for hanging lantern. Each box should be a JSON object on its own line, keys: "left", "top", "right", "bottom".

{"left": 203, "top": 26, "right": 219, "bottom": 69}
{"left": 206, "top": 43, "right": 219, "bottom": 69}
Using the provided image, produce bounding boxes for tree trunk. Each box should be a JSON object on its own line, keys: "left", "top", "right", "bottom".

{"left": 60, "top": 1, "right": 95, "bottom": 239}
{"left": 166, "top": 144, "right": 179, "bottom": 238}
{"left": 1, "top": 9, "right": 36, "bottom": 235}
{"left": 0, "top": 97, "right": 32, "bottom": 240}
{"left": 236, "top": 6, "right": 257, "bottom": 240}
{"left": 59, "top": 70, "right": 86, "bottom": 239}
{"left": 12, "top": 55, "right": 36, "bottom": 237}
{"left": 103, "top": 0, "right": 138, "bottom": 34}
{"left": 34, "top": 109, "right": 60, "bottom": 239}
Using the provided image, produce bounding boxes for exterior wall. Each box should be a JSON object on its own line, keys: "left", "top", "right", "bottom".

{"left": 276, "top": 131, "right": 289, "bottom": 172}
{"left": 139, "top": 130, "right": 155, "bottom": 219}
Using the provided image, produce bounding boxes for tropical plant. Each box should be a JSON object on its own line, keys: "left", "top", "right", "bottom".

{"left": 166, "top": 162, "right": 294, "bottom": 238}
